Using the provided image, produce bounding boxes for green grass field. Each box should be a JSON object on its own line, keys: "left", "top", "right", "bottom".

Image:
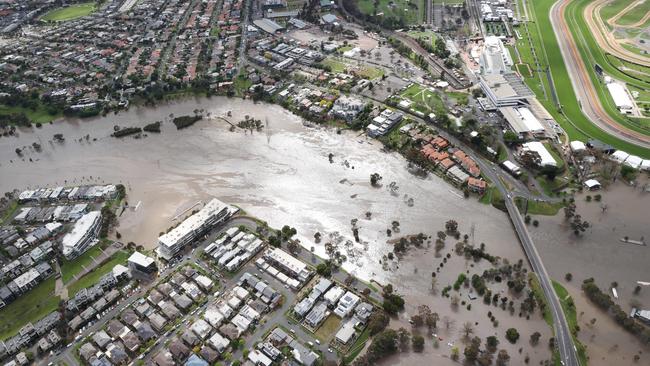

{"left": 399, "top": 83, "right": 445, "bottom": 115}
{"left": 357, "top": 0, "right": 424, "bottom": 26}
{"left": 313, "top": 315, "right": 341, "bottom": 342}
{"left": 60, "top": 246, "right": 104, "bottom": 284}
{"left": 515, "top": 197, "right": 564, "bottom": 216}
{"left": 598, "top": 0, "right": 633, "bottom": 23}
{"left": 0, "top": 277, "right": 60, "bottom": 341}
{"left": 67, "top": 250, "right": 130, "bottom": 296}
{"left": 0, "top": 104, "right": 61, "bottom": 124}
{"left": 516, "top": 0, "right": 650, "bottom": 158}
{"left": 322, "top": 58, "right": 349, "bottom": 73}
{"left": 42, "top": 2, "right": 97, "bottom": 22}
{"left": 405, "top": 30, "right": 437, "bottom": 47}
{"left": 602, "top": 0, "right": 650, "bottom": 26}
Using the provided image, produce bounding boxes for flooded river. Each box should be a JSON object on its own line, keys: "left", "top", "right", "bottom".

{"left": 1, "top": 96, "right": 521, "bottom": 285}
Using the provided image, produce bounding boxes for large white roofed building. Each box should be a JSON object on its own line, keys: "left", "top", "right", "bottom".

{"left": 62, "top": 211, "right": 102, "bottom": 260}
{"left": 479, "top": 36, "right": 513, "bottom": 75}
{"left": 157, "top": 198, "right": 236, "bottom": 260}
{"left": 606, "top": 82, "right": 634, "bottom": 112}
{"left": 521, "top": 142, "right": 557, "bottom": 167}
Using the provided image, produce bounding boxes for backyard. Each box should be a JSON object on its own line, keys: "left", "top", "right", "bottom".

{"left": 67, "top": 250, "right": 130, "bottom": 296}
{"left": 0, "top": 277, "right": 60, "bottom": 340}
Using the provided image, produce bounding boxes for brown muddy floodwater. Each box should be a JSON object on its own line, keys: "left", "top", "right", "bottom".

{"left": 0, "top": 96, "right": 522, "bottom": 285}
{"left": 530, "top": 180, "right": 650, "bottom": 365}
{"left": 0, "top": 96, "right": 560, "bottom": 361}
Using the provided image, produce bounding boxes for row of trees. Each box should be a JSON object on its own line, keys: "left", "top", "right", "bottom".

{"left": 582, "top": 278, "right": 650, "bottom": 345}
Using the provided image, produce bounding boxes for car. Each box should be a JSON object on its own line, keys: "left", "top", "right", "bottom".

{"left": 290, "top": 329, "right": 296, "bottom": 334}
{"left": 307, "top": 341, "right": 314, "bottom": 347}
{"left": 315, "top": 339, "right": 321, "bottom": 345}
{"left": 327, "top": 348, "right": 333, "bottom": 353}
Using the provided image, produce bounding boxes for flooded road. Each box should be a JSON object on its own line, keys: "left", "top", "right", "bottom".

{"left": 2, "top": 96, "right": 521, "bottom": 285}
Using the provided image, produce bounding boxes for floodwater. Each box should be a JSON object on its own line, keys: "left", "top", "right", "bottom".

{"left": 530, "top": 181, "right": 650, "bottom": 365}
{"left": 0, "top": 96, "right": 522, "bottom": 286}
{"left": 377, "top": 240, "right": 553, "bottom": 366}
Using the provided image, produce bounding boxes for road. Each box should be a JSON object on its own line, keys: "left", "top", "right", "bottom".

{"left": 336, "top": 0, "right": 471, "bottom": 90}
{"left": 550, "top": 0, "right": 650, "bottom": 150}
{"left": 45, "top": 215, "right": 379, "bottom": 365}
{"left": 487, "top": 170, "right": 579, "bottom": 366}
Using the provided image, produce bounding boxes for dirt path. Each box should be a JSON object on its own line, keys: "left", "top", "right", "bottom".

{"left": 53, "top": 260, "right": 68, "bottom": 300}
{"left": 607, "top": 0, "right": 649, "bottom": 28}
{"left": 585, "top": 0, "right": 650, "bottom": 67}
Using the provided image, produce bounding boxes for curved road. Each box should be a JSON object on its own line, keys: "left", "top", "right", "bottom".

{"left": 550, "top": 0, "right": 650, "bottom": 150}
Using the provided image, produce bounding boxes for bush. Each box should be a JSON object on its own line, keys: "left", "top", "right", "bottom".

{"left": 505, "top": 328, "right": 519, "bottom": 344}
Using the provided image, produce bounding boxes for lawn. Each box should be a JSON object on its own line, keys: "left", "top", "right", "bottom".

{"left": 447, "top": 91, "right": 468, "bottom": 106}
{"left": 605, "top": 0, "right": 650, "bottom": 26}
{"left": 322, "top": 58, "right": 349, "bottom": 73}
{"left": 357, "top": 0, "right": 424, "bottom": 26}
{"left": 598, "top": 0, "right": 632, "bottom": 23}
{"left": 314, "top": 315, "right": 341, "bottom": 342}
{"left": 0, "top": 277, "right": 60, "bottom": 341}
{"left": 60, "top": 245, "right": 104, "bottom": 284}
{"left": 399, "top": 83, "right": 445, "bottom": 115}
{"left": 552, "top": 281, "right": 588, "bottom": 366}
{"left": 344, "top": 328, "right": 370, "bottom": 363}
{"left": 0, "top": 103, "right": 62, "bottom": 124}
{"left": 67, "top": 250, "right": 130, "bottom": 296}
{"left": 357, "top": 66, "right": 384, "bottom": 80}
{"left": 42, "top": 2, "right": 97, "bottom": 22}
{"left": 405, "top": 30, "right": 437, "bottom": 47}
{"left": 0, "top": 201, "right": 18, "bottom": 225}
{"left": 233, "top": 74, "right": 253, "bottom": 97}
{"left": 515, "top": 197, "right": 564, "bottom": 216}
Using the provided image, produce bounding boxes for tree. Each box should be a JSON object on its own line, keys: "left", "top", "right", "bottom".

{"left": 370, "top": 173, "right": 383, "bottom": 187}
{"left": 530, "top": 331, "right": 541, "bottom": 345}
{"left": 445, "top": 219, "right": 458, "bottom": 233}
{"left": 461, "top": 322, "right": 474, "bottom": 339}
{"left": 463, "top": 336, "right": 481, "bottom": 362}
{"left": 397, "top": 328, "right": 410, "bottom": 350}
{"left": 316, "top": 262, "right": 332, "bottom": 277}
{"left": 503, "top": 130, "right": 519, "bottom": 145}
{"left": 505, "top": 328, "right": 520, "bottom": 344}
{"left": 496, "top": 349, "right": 510, "bottom": 365}
{"left": 410, "top": 315, "right": 423, "bottom": 327}
{"left": 486, "top": 335, "right": 499, "bottom": 353}
{"left": 365, "top": 329, "right": 399, "bottom": 363}
{"left": 451, "top": 346, "right": 460, "bottom": 360}
{"left": 412, "top": 335, "right": 425, "bottom": 352}
{"left": 565, "top": 273, "right": 573, "bottom": 282}
{"left": 367, "top": 311, "right": 390, "bottom": 335}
